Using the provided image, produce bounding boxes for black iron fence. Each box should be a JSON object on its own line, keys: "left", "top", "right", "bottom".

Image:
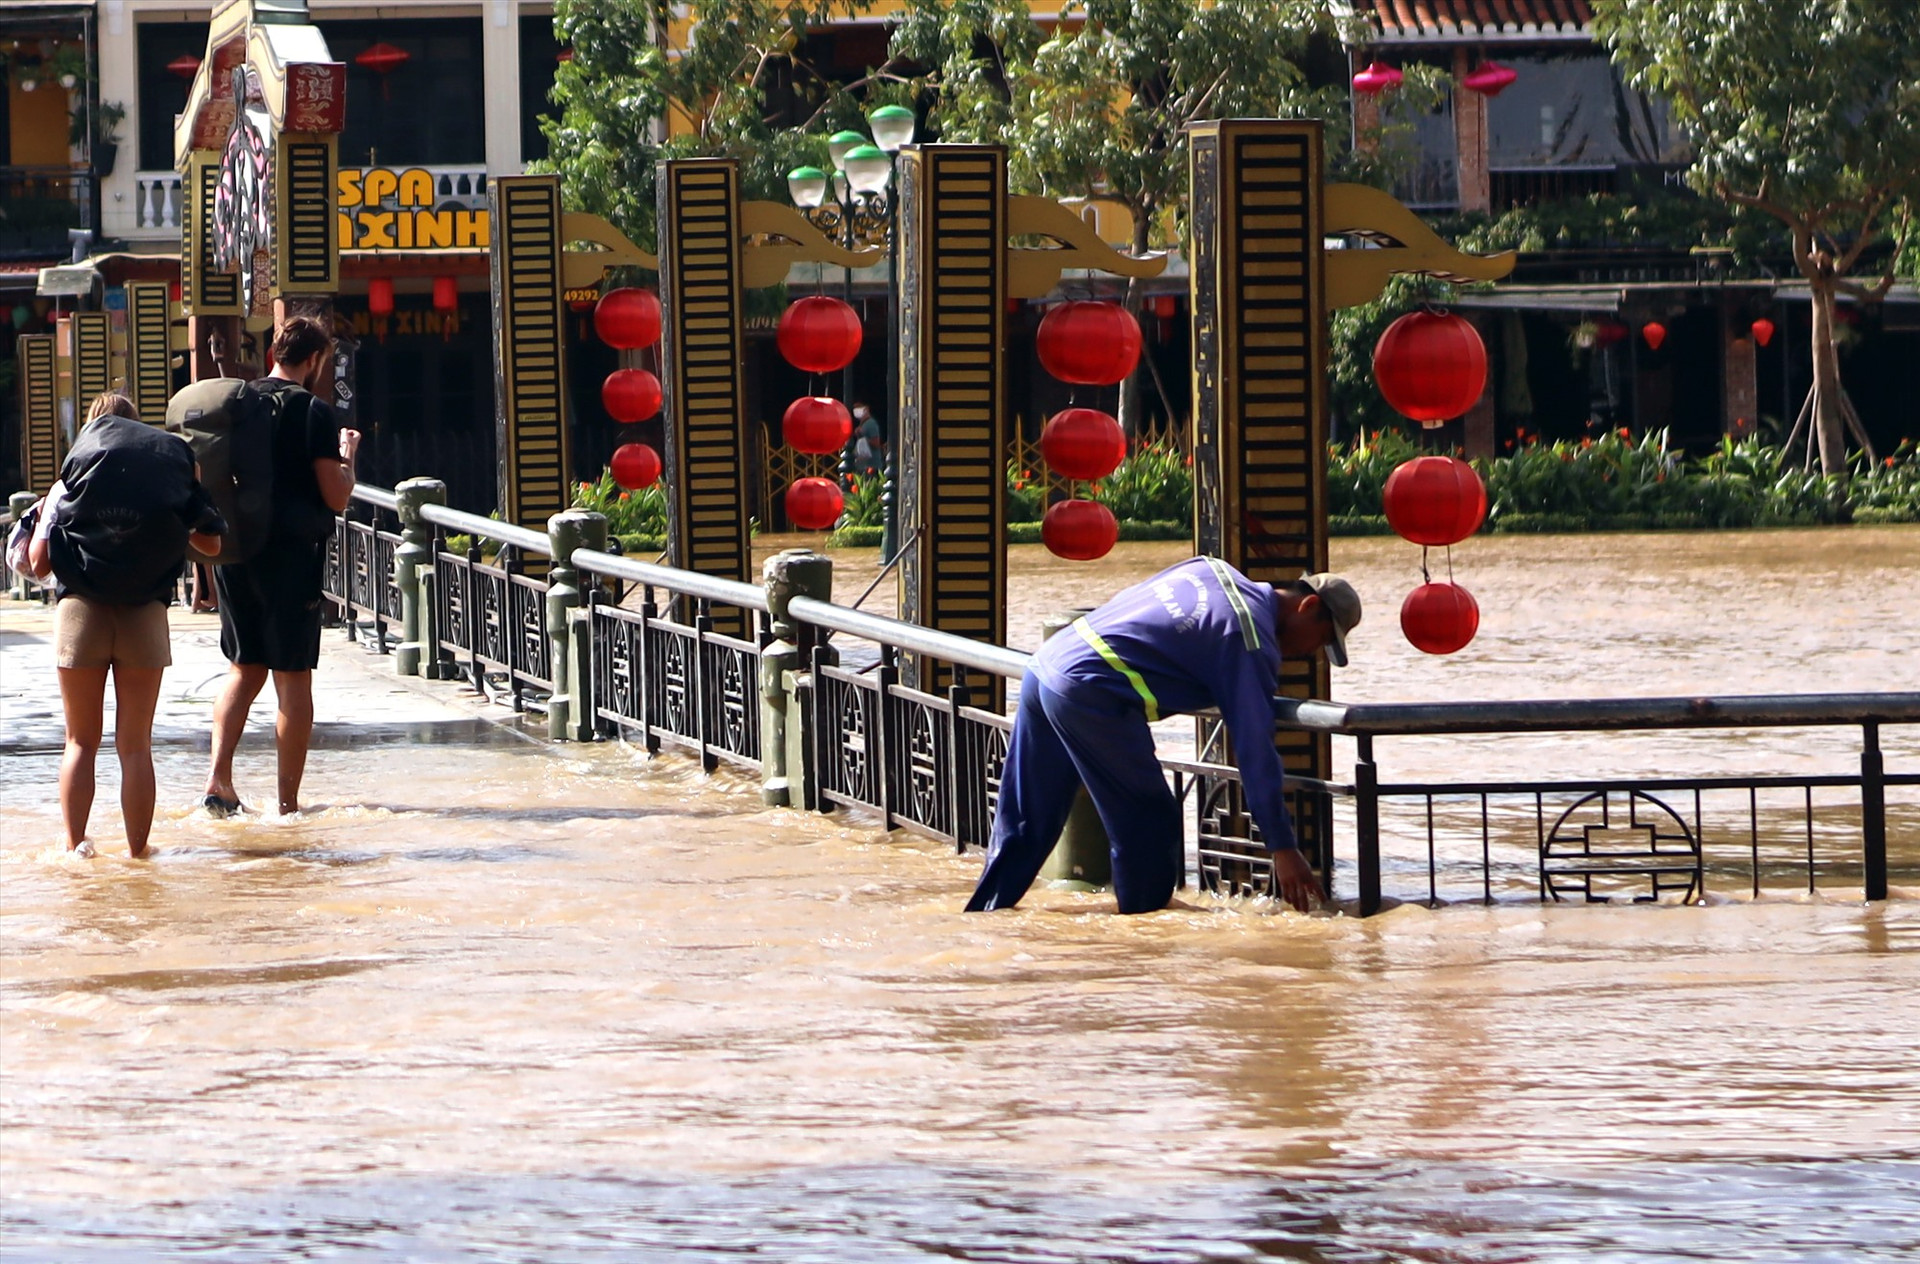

{"left": 317, "top": 483, "right": 1918, "bottom": 913}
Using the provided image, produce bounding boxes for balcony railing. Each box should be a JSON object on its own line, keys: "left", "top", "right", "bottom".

{"left": 1, "top": 166, "right": 94, "bottom": 260}
{"left": 119, "top": 163, "right": 489, "bottom": 242}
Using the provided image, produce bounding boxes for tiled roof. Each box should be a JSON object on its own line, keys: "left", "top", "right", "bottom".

{"left": 1358, "top": 0, "right": 1593, "bottom": 40}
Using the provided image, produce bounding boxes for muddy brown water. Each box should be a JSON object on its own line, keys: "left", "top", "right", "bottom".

{"left": 2, "top": 526, "right": 1916, "bottom": 1260}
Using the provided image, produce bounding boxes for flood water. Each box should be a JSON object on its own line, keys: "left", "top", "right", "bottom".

{"left": 3, "top": 526, "right": 1917, "bottom": 1261}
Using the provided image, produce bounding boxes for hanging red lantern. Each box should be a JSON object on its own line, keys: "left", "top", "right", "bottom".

{"left": 355, "top": 41, "right": 410, "bottom": 100}
{"left": 1401, "top": 582, "right": 1480, "bottom": 655}
{"left": 785, "top": 477, "right": 845, "bottom": 531}
{"left": 1462, "top": 61, "right": 1518, "bottom": 97}
{"left": 1382, "top": 456, "right": 1487, "bottom": 547}
{"left": 1039, "top": 407, "right": 1126, "bottom": 482}
{"left": 1373, "top": 309, "right": 1487, "bottom": 426}
{"left": 367, "top": 277, "right": 394, "bottom": 317}
{"left": 1750, "top": 317, "right": 1775, "bottom": 348}
{"left": 1642, "top": 321, "right": 1667, "bottom": 351}
{"left": 1041, "top": 499, "right": 1119, "bottom": 562}
{"left": 1352, "top": 61, "right": 1404, "bottom": 94}
{"left": 783, "top": 396, "right": 853, "bottom": 455}
{"left": 594, "top": 287, "right": 662, "bottom": 350}
{"left": 611, "top": 442, "right": 663, "bottom": 490}
{"left": 167, "top": 53, "right": 203, "bottom": 80}
{"left": 432, "top": 275, "right": 458, "bottom": 313}
{"left": 777, "top": 296, "right": 863, "bottom": 374}
{"left": 603, "top": 369, "right": 663, "bottom": 423}
{"left": 1151, "top": 295, "right": 1178, "bottom": 320}
{"left": 1594, "top": 319, "right": 1629, "bottom": 348}
{"left": 1034, "top": 300, "right": 1142, "bottom": 386}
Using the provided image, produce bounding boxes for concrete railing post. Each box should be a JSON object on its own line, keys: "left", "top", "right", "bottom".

{"left": 393, "top": 478, "right": 446, "bottom": 677}
{"left": 760, "top": 548, "right": 833, "bottom": 807}
{"left": 545, "top": 510, "right": 607, "bottom": 741}
{"left": 8, "top": 492, "right": 36, "bottom": 599}
{"left": 1039, "top": 611, "right": 1112, "bottom": 889}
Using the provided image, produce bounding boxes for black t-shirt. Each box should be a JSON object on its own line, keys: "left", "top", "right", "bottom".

{"left": 249, "top": 378, "right": 343, "bottom": 546}
{"left": 49, "top": 415, "right": 226, "bottom": 606}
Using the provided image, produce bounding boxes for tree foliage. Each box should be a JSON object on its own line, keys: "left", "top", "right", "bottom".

{"left": 1591, "top": 0, "right": 1920, "bottom": 471}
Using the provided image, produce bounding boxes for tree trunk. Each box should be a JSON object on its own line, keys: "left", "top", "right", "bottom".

{"left": 1807, "top": 261, "right": 1847, "bottom": 476}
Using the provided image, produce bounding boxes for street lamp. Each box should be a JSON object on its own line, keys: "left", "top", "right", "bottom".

{"left": 787, "top": 104, "right": 916, "bottom": 561}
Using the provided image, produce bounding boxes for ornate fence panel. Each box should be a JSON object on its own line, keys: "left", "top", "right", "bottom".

{"left": 586, "top": 589, "right": 762, "bottom": 772}
{"left": 323, "top": 502, "right": 401, "bottom": 653}
{"left": 432, "top": 541, "right": 551, "bottom": 710}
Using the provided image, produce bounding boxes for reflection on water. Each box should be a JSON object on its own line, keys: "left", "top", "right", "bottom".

{"left": 3, "top": 527, "right": 1917, "bottom": 1260}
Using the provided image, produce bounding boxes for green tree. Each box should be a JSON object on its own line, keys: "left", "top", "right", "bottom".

{"left": 893, "top": 0, "right": 1351, "bottom": 429}
{"left": 1592, "top": 0, "right": 1920, "bottom": 474}
{"left": 542, "top": 0, "right": 897, "bottom": 250}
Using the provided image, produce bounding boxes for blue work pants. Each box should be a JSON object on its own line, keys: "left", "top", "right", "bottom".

{"left": 966, "top": 670, "right": 1182, "bottom": 914}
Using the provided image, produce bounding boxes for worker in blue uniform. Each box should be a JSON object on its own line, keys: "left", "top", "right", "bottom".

{"left": 967, "top": 558, "right": 1362, "bottom": 915}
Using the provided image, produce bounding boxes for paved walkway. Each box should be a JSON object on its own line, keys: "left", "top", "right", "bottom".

{"left": 0, "top": 593, "right": 502, "bottom": 760}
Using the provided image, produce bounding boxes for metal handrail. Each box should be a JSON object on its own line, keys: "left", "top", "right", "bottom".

{"left": 348, "top": 485, "right": 399, "bottom": 513}
{"left": 420, "top": 504, "right": 549, "bottom": 555}
{"left": 571, "top": 548, "right": 767, "bottom": 611}
{"left": 1275, "top": 692, "right": 1920, "bottom": 736}
{"left": 788, "top": 595, "right": 1032, "bottom": 680}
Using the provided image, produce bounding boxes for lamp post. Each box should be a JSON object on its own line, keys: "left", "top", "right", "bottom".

{"left": 788, "top": 104, "right": 915, "bottom": 561}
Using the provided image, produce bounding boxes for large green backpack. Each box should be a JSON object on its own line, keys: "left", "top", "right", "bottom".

{"left": 167, "top": 378, "right": 277, "bottom": 565}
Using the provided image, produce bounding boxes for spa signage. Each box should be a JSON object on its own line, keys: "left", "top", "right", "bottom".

{"left": 337, "top": 167, "right": 490, "bottom": 251}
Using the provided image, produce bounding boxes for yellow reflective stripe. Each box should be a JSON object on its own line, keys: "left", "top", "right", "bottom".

{"left": 1203, "top": 556, "right": 1261, "bottom": 651}
{"left": 1071, "top": 618, "right": 1160, "bottom": 722}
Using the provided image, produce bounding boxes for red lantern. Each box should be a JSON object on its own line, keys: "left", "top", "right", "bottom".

{"left": 603, "top": 369, "right": 663, "bottom": 423}
{"left": 432, "top": 275, "right": 457, "bottom": 313}
{"left": 1151, "top": 295, "right": 1177, "bottom": 320}
{"left": 168, "top": 280, "right": 183, "bottom": 303}
{"left": 1750, "top": 317, "right": 1775, "bottom": 347}
{"left": 1352, "top": 61, "right": 1404, "bottom": 94}
{"left": 1373, "top": 310, "right": 1487, "bottom": 426}
{"left": 1401, "top": 582, "right": 1479, "bottom": 655}
{"left": 355, "top": 41, "right": 410, "bottom": 99}
{"left": 1642, "top": 321, "right": 1667, "bottom": 350}
{"left": 1039, "top": 407, "right": 1126, "bottom": 481}
{"left": 1462, "top": 61, "right": 1518, "bottom": 96}
{"left": 783, "top": 396, "right": 852, "bottom": 455}
{"left": 1382, "top": 456, "right": 1487, "bottom": 547}
{"left": 367, "top": 277, "right": 394, "bottom": 317}
{"left": 167, "top": 54, "right": 202, "bottom": 80}
{"left": 785, "top": 477, "right": 845, "bottom": 531}
{"left": 1594, "top": 319, "right": 1629, "bottom": 348}
{"left": 611, "top": 442, "right": 663, "bottom": 490}
{"left": 594, "top": 288, "right": 662, "bottom": 350}
{"left": 1035, "top": 300, "right": 1142, "bottom": 386}
{"left": 1042, "top": 499, "right": 1119, "bottom": 562}
{"left": 777, "top": 296, "right": 863, "bottom": 374}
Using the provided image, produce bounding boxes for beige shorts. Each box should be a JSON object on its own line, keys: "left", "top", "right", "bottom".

{"left": 54, "top": 596, "right": 173, "bottom": 670}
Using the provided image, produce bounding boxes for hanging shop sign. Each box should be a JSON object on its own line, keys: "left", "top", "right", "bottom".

{"left": 336, "top": 167, "right": 490, "bottom": 251}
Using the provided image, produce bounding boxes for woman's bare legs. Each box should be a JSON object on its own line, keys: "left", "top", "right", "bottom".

{"left": 111, "top": 665, "right": 165, "bottom": 857}
{"left": 56, "top": 666, "right": 108, "bottom": 853}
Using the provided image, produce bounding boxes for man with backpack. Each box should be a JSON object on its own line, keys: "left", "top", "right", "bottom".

{"left": 198, "top": 316, "right": 360, "bottom": 817}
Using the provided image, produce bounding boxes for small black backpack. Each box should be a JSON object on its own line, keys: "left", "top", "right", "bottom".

{"left": 168, "top": 378, "right": 277, "bottom": 564}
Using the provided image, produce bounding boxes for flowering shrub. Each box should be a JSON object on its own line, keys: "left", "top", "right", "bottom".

{"left": 573, "top": 470, "right": 669, "bottom": 539}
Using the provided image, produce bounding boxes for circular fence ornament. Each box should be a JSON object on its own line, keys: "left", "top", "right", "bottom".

{"left": 1383, "top": 455, "right": 1486, "bottom": 547}
{"left": 1373, "top": 309, "right": 1488, "bottom": 427}
{"left": 777, "top": 296, "right": 863, "bottom": 374}
{"left": 1401, "top": 582, "right": 1480, "bottom": 655}
{"left": 611, "top": 442, "right": 663, "bottom": 490}
{"left": 786, "top": 477, "right": 845, "bottom": 531}
{"left": 1035, "top": 301, "right": 1142, "bottom": 386}
{"left": 603, "top": 369, "right": 662, "bottom": 423}
{"left": 594, "top": 288, "right": 662, "bottom": 350}
{"left": 1041, "top": 498, "right": 1119, "bottom": 562}
{"left": 783, "top": 396, "right": 853, "bottom": 456}
{"left": 1039, "top": 407, "right": 1126, "bottom": 481}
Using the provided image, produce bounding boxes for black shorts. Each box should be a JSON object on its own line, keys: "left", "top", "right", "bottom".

{"left": 214, "top": 538, "right": 327, "bottom": 672}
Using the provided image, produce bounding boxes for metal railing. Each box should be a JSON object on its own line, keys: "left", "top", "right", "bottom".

{"left": 313, "top": 480, "right": 1917, "bottom": 913}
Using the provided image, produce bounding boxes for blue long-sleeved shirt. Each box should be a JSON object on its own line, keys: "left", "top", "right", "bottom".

{"left": 1029, "top": 557, "right": 1298, "bottom": 851}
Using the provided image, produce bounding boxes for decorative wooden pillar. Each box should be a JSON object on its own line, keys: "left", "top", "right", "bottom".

{"left": 895, "top": 143, "right": 1008, "bottom": 695}
{"left": 655, "top": 158, "right": 753, "bottom": 616}
{"left": 16, "top": 336, "right": 60, "bottom": 493}
{"left": 125, "top": 282, "right": 174, "bottom": 422}
{"left": 1187, "top": 118, "right": 1332, "bottom": 879}
{"left": 1723, "top": 303, "right": 1758, "bottom": 439}
{"left": 487, "top": 174, "right": 572, "bottom": 536}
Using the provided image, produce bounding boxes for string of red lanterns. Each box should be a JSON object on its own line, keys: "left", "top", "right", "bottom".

{"left": 1031, "top": 300, "right": 1141, "bottom": 561}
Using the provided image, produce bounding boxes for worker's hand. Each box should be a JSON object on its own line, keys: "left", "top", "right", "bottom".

{"left": 1270, "top": 847, "right": 1320, "bottom": 914}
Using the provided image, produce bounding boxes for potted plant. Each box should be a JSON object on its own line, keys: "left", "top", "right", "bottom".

{"left": 47, "top": 45, "right": 87, "bottom": 92}
{"left": 87, "top": 100, "right": 125, "bottom": 176}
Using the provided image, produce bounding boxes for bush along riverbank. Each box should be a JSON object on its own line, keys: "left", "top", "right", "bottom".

{"left": 1331, "top": 428, "right": 1920, "bottom": 534}
{"left": 567, "top": 430, "right": 1918, "bottom": 554}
